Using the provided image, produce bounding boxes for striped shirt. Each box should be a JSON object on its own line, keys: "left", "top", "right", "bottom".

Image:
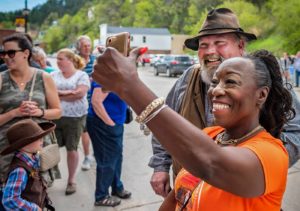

{"left": 2, "top": 152, "right": 40, "bottom": 211}
{"left": 83, "top": 55, "right": 96, "bottom": 76}
{"left": 82, "top": 55, "right": 96, "bottom": 103}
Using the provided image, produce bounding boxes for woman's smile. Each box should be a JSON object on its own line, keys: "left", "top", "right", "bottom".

{"left": 212, "top": 102, "right": 231, "bottom": 119}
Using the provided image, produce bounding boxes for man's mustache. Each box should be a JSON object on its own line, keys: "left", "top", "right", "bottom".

{"left": 201, "top": 55, "right": 225, "bottom": 65}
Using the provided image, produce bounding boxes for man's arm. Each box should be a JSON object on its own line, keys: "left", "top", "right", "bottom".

{"left": 148, "top": 67, "right": 194, "bottom": 171}
{"left": 281, "top": 88, "right": 300, "bottom": 167}
{"left": 148, "top": 67, "right": 194, "bottom": 197}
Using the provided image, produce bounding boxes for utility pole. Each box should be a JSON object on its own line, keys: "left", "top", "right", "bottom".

{"left": 23, "top": 0, "right": 30, "bottom": 33}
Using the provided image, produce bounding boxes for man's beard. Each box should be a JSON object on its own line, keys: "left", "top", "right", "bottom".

{"left": 200, "top": 65, "right": 218, "bottom": 84}
{"left": 200, "top": 55, "right": 224, "bottom": 84}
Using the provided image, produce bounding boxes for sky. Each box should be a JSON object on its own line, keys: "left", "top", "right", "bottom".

{"left": 0, "top": 0, "right": 47, "bottom": 12}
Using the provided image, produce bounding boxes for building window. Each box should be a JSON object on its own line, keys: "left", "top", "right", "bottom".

{"left": 143, "top": 36, "right": 146, "bottom": 43}
{"left": 130, "top": 36, "right": 133, "bottom": 41}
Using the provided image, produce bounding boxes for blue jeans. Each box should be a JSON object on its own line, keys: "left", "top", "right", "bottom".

{"left": 295, "top": 70, "right": 300, "bottom": 87}
{"left": 0, "top": 189, "right": 5, "bottom": 211}
{"left": 87, "top": 115, "right": 124, "bottom": 201}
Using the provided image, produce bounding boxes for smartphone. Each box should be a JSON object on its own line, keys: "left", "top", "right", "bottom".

{"left": 106, "top": 32, "right": 130, "bottom": 56}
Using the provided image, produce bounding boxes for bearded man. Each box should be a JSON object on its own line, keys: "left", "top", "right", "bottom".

{"left": 148, "top": 7, "right": 300, "bottom": 197}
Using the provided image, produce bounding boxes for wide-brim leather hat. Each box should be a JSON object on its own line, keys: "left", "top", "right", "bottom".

{"left": 1, "top": 119, "right": 56, "bottom": 155}
{"left": 185, "top": 8, "right": 257, "bottom": 51}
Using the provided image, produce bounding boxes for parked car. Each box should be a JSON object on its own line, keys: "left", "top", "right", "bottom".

{"left": 193, "top": 55, "right": 199, "bottom": 64}
{"left": 150, "top": 54, "right": 166, "bottom": 67}
{"left": 154, "top": 55, "right": 194, "bottom": 77}
{"left": 141, "top": 54, "right": 152, "bottom": 66}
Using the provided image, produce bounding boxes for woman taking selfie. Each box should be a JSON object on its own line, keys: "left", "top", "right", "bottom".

{"left": 92, "top": 48, "right": 295, "bottom": 210}
{"left": 0, "top": 33, "right": 61, "bottom": 208}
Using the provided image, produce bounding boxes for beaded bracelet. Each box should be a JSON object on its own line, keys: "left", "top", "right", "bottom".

{"left": 143, "top": 104, "right": 168, "bottom": 125}
{"left": 140, "top": 104, "right": 168, "bottom": 136}
{"left": 135, "top": 97, "right": 165, "bottom": 123}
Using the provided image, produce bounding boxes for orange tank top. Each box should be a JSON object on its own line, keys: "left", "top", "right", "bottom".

{"left": 174, "top": 126, "right": 288, "bottom": 211}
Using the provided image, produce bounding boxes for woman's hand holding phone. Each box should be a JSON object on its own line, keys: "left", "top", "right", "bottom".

{"left": 105, "top": 32, "right": 130, "bottom": 57}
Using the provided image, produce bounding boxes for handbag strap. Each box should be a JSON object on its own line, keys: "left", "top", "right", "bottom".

{"left": 49, "top": 131, "right": 57, "bottom": 144}
{"left": 28, "top": 69, "right": 37, "bottom": 102}
{"left": 0, "top": 73, "right": 2, "bottom": 92}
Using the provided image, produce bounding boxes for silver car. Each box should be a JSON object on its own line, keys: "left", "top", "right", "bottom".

{"left": 154, "top": 55, "right": 194, "bottom": 77}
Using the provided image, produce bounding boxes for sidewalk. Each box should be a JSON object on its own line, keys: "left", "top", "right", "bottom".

{"left": 48, "top": 122, "right": 163, "bottom": 211}
{"left": 283, "top": 160, "right": 300, "bottom": 210}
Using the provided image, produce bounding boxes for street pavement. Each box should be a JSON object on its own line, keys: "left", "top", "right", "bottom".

{"left": 47, "top": 63, "right": 300, "bottom": 211}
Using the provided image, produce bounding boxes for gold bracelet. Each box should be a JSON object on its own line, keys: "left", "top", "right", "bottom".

{"left": 135, "top": 97, "right": 165, "bottom": 123}
{"left": 143, "top": 104, "right": 168, "bottom": 124}
{"left": 140, "top": 104, "right": 168, "bottom": 136}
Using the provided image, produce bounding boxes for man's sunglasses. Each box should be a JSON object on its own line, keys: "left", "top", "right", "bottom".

{"left": 0, "top": 49, "right": 24, "bottom": 59}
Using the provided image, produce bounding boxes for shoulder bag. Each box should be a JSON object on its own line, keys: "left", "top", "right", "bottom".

{"left": 39, "top": 132, "right": 60, "bottom": 172}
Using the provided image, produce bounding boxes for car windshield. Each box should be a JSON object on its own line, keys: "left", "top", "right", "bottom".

{"left": 176, "top": 56, "right": 190, "bottom": 61}
{"left": 165, "top": 56, "right": 173, "bottom": 61}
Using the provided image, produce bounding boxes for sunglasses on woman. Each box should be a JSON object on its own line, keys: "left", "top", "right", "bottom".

{"left": 0, "top": 49, "right": 24, "bottom": 59}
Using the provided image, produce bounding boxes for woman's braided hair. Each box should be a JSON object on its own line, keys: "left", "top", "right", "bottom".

{"left": 246, "top": 49, "right": 295, "bottom": 138}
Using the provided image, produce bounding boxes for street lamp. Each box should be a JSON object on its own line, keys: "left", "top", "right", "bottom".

{"left": 22, "top": 0, "right": 30, "bottom": 33}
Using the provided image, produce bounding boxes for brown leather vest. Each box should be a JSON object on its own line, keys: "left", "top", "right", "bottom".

{"left": 8, "top": 156, "right": 48, "bottom": 208}
{"left": 173, "top": 67, "right": 207, "bottom": 178}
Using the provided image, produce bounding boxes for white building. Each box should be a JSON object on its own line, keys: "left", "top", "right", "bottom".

{"left": 99, "top": 24, "right": 171, "bottom": 54}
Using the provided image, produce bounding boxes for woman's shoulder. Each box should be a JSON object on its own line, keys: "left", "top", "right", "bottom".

{"left": 35, "top": 68, "right": 44, "bottom": 73}
{"left": 241, "top": 130, "right": 288, "bottom": 168}
{"left": 75, "top": 70, "right": 90, "bottom": 82}
{"left": 76, "top": 70, "right": 89, "bottom": 77}
{"left": 35, "top": 68, "right": 54, "bottom": 81}
{"left": 259, "top": 132, "right": 287, "bottom": 155}
{"left": 245, "top": 130, "right": 286, "bottom": 149}
{"left": 50, "top": 69, "right": 60, "bottom": 77}
{"left": 35, "top": 68, "right": 46, "bottom": 78}
{"left": 0, "top": 69, "right": 9, "bottom": 78}
{"left": 0, "top": 70, "right": 11, "bottom": 90}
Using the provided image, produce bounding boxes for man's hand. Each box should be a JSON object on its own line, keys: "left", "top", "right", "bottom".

{"left": 150, "top": 171, "right": 171, "bottom": 197}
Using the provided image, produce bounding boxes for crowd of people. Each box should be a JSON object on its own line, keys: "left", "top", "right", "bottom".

{"left": 0, "top": 7, "right": 300, "bottom": 211}
{"left": 0, "top": 32, "right": 131, "bottom": 210}
{"left": 280, "top": 51, "right": 300, "bottom": 87}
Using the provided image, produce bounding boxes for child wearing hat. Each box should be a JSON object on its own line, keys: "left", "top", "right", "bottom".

{"left": 1, "top": 119, "right": 56, "bottom": 211}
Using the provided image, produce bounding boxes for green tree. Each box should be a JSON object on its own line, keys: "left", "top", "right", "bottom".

{"left": 25, "top": 0, "right": 299, "bottom": 54}
{"left": 220, "top": 1, "right": 262, "bottom": 37}
{"left": 269, "top": 0, "right": 300, "bottom": 53}
{"left": 134, "top": 1, "right": 157, "bottom": 27}
{"left": 0, "top": 21, "right": 14, "bottom": 29}
{"left": 43, "top": 25, "right": 65, "bottom": 52}
{"left": 168, "top": 0, "right": 190, "bottom": 33}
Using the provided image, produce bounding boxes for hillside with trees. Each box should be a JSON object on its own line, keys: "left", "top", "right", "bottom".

{"left": 0, "top": 0, "right": 299, "bottom": 55}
